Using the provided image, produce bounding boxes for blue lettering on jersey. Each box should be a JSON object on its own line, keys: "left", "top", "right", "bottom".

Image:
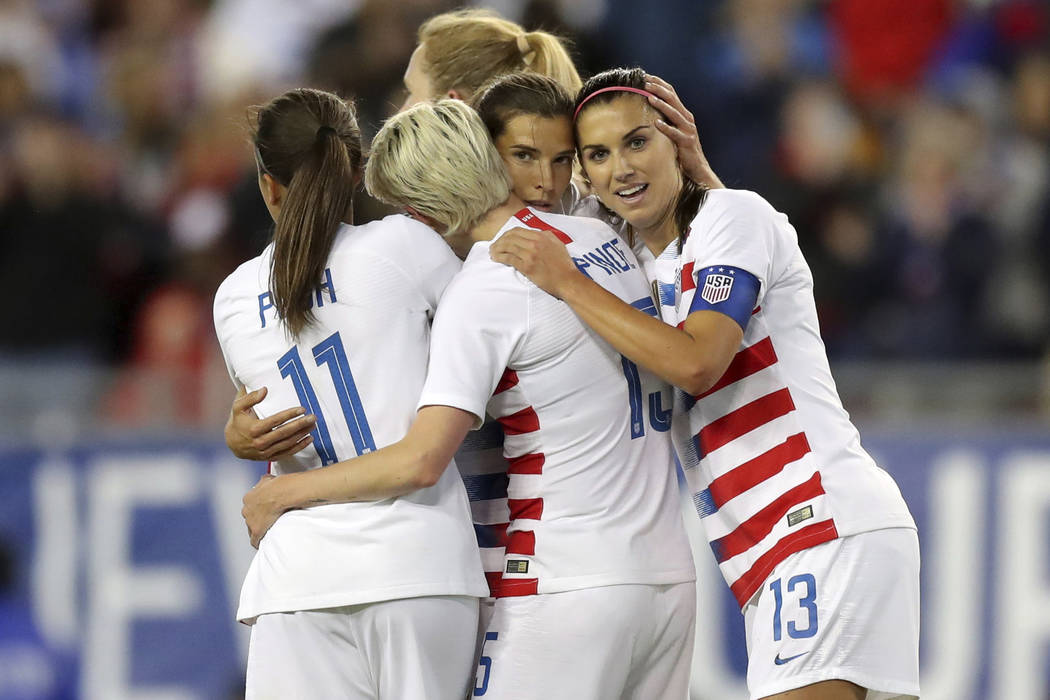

{"left": 688, "top": 265, "right": 760, "bottom": 332}
{"left": 258, "top": 267, "right": 338, "bottom": 328}
{"left": 258, "top": 292, "right": 275, "bottom": 328}
{"left": 572, "top": 256, "right": 593, "bottom": 279}
{"left": 602, "top": 240, "right": 633, "bottom": 271}
{"left": 574, "top": 238, "right": 635, "bottom": 277}
{"left": 313, "top": 267, "right": 337, "bottom": 308}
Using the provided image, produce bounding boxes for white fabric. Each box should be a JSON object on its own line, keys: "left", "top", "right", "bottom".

{"left": 420, "top": 207, "right": 695, "bottom": 597}
{"left": 639, "top": 189, "right": 915, "bottom": 607}
{"left": 743, "top": 528, "right": 920, "bottom": 700}
{"left": 475, "top": 582, "right": 695, "bottom": 700}
{"left": 245, "top": 595, "right": 479, "bottom": 700}
{"left": 214, "top": 214, "right": 487, "bottom": 622}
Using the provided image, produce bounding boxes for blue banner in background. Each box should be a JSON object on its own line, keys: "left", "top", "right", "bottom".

{"left": 0, "top": 431, "right": 1047, "bottom": 700}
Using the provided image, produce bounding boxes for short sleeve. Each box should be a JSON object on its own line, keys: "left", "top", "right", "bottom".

{"left": 418, "top": 259, "right": 528, "bottom": 429}
{"left": 682, "top": 191, "right": 779, "bottom": 326}
{"left": 396, "top": 217, "right": 462, "bottom": 314}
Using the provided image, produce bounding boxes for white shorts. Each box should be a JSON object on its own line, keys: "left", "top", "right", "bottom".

{"left": 743, "top": 528, "right": 920, "bottom": 700}
{"left": 245, "top": 595, "right": 479, "bottom": 700}
{"left": 473, "top": 582, "right": 696, "bottom": 700}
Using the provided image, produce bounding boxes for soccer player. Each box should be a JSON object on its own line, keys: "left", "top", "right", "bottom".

{"left": 240, "top": 99, "right": 697, "bottom": 700}
{"left": 213, "top": 88, "right": 487, "bottom": 699}
{"left": 491, "top": 68, "right": 920, "bottom": 700}
{"left": 223, "top": 8, "right": 718, "bottom": 460}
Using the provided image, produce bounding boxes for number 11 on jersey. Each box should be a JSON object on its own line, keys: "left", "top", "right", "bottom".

{"left": 277, "top": 331, "right": 376, "bottom": 465}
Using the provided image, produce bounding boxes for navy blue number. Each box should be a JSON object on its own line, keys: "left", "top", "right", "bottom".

{"left": 620, "top": 357, "right": 670, "bottom": 439}
{"left": 278, "top": 346, "right": 339, "bottom": 465}
{"left": 313, "top": 332, "right": 376, "bottom": 455}
{"left": 770, "top": 573, "right": 819, "bottom": 642}
{"left": 648, "top": 390, "right": 672, "bottom": 432}
{"left": 277, "top": 332, "right": 374, "bottom": 464}
{"left": 474, "top": 631, "right": 498, "bottom": 696}
{"left": 620, "top": 357, "right": 645, "bottom": 438}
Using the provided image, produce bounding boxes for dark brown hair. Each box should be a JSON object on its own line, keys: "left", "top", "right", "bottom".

{"left": 574, "top": 67, "right": 707, "bottom": 249}
{"left": 252, "top": 88, "right": 362, "bottom": 338}
{"left": 471, "top": 72, "right": 574, "bottom": 140}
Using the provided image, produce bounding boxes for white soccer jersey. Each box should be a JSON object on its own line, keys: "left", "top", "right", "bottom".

{"left": 640, "top": 189, "right": 915, "bottom": 608}
{"left": 213, "top": 215, "right": 488, "bottom": 623}
{"left": 420, "top": 207, "right": 695, "bottom": 598}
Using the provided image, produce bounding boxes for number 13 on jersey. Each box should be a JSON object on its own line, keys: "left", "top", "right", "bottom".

{"left": 277, "top": 331, "right": 376, "bottom": 464}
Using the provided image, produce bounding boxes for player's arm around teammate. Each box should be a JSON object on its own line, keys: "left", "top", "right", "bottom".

{"left": 217, "top": 88, "right": 487, "bottom": 700}
{"left": 491, "top": 68, "right": 920, "bottom": 700}
{"left": 243, "top": 405, "right": 476, "bottom": 546}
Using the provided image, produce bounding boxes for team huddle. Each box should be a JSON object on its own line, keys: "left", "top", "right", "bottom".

{"left": 212, "top": 9, "right": 920, "bottom": 700}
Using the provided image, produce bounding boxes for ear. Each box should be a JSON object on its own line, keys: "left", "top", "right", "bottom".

{"left": 261, "top": 173, "right": 283, "bottom": 208}
{"left": 446, "top": 87, "right": 465, "bottom": 101}
{"left": 404, "top": 205, "right": 440, "bottom": 230}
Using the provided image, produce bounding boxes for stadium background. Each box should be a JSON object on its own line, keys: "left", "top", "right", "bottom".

{"left": 1, "top": 0, "right": 1048, "bottom": 698}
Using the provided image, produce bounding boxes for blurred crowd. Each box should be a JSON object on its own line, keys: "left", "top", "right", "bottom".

{"left": 1, "top": 0, "right": 1048, "bottom": 433}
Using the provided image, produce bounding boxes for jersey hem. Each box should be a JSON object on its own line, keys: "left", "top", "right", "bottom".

{"left": 237, "top": 579, "right": 488, "bottom": 624}
{"left": 520, "top": 567, "right": 697, "bottom": 596}
{"left": 749, "top": 669, "right": 919, "bottom": 700}
{"left": 831, "top": 518, "right": 917, "bottom": 538}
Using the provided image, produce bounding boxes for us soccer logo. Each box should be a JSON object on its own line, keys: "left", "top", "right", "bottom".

{"left": 701, "top": 270, "right": 734, "bottom": 304}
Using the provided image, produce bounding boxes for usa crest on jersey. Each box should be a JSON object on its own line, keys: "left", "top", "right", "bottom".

{"left": 700, "top": 270, "right": 734, "bottom": 304}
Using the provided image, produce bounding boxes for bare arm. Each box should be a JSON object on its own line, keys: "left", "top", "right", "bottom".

{"left": 645, "top": 74, "right": 724, "bottom": 190}
{"left": 241, "top": 405, "right": 476, "bottom": 547}
{"left": 490, "top": 229, "right": 741, "bottom": 395}
{"left": 225, "top": 386, "right": 316, "bottom": 461}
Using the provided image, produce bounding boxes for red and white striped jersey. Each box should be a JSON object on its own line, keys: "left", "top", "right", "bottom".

{"left": 421, "top": 207, "right": 695, "bottom": 598}
{"left": 639, "top": 190, "right": 915, "bottom": 608}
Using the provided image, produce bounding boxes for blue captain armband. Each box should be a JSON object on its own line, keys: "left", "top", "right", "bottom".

{"left": 687, "top": 265, "right": 760, "bottom": 331}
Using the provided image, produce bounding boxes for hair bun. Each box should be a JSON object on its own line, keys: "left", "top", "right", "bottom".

{"left": 317, "top": 125, "right": 337, "bottom": 139}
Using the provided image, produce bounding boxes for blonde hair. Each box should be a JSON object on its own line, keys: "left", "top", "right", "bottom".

{"left": 418, "top": 9, "right": 582, "bottom": 100}
{"left": 365, "top": 99, "right": 511, "bottom": 238}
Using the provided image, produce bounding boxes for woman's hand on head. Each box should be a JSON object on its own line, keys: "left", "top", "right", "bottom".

{"left": 644, "top": 74, "right": 724, "bottom": 189}
{"left": 242, "top": 474, "right": 292, "bottom": 548}
{"left": 490, "top": 227, "right": 579, "bottom": 298}
{"left": 225, "top": 386, "right": 316, "bottom": 461}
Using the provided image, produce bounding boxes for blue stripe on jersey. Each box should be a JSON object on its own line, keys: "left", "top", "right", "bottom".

{"left": 677, "top": 432, "right": 702, "bottom": 470}
{"left": 694, "top": 488, "right": 717, "bottom": 518}
{"left": 474, "top": 523, "right": 506, "bottom": 549}
{"left": 709, "top": 537, "right": 726, "bottom": 563}
{"left": 630, "top": 296, "right": 659, "bottom": 318}
{"left": 678, "top": 387, "right": 697, "bottom": 413}
{"left": 461, "top": 472, "right": 509, "bottom": 502}
{"left": 657, "top": 281, "right": 676, "bottom": 307}
{"left": 688, "top": 265, "right": 760, "bottom": 332}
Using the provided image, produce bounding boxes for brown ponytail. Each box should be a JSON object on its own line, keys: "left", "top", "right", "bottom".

{"left": 252, "top": 88, "right": 362, "bottom": 339}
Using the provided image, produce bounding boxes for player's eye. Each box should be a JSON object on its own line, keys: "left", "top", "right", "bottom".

{"left": 512, "top": 150, "right": 533, "bottom": 162}
{"left": 587, "top": 149, "right": 608, "bottom": 163}
{"left": 629, "top": 137, "right": 646, "bottom": 150}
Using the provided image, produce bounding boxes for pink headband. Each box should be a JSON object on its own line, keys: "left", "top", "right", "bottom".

{"left": 573, "top": 86, "right": 657, "bottom": 121}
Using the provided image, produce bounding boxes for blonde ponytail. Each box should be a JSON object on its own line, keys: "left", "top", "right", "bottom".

{"left": 418, "top": 9, "right": 581, "bottom": 99}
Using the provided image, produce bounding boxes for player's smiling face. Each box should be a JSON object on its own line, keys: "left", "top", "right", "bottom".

{"left": 495, "top": 114, "right": 575, "bottom": 212}
{"left": 577, "top": 95, "right": 683, "bottom": 243}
